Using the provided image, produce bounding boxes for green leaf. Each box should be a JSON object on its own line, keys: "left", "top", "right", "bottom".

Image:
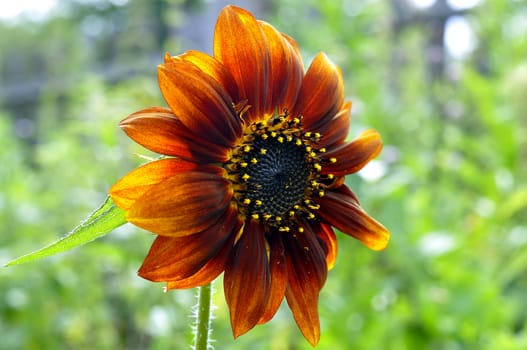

{"left": 6, "top": 196, "right": 127, "bottom": 266}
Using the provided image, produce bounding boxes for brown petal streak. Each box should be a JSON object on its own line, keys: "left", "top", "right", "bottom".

{"left": 214, "top": 5, "right": 269, "bottom": 122}
{"left": 317, "top": 101, "right": 352, "bottom": 148}
{"left": 313, "top": 222, "right": 338, "bottom": 270}
{"left": 224, "top": 221, "right": 271, "bottom": 338}
{"left": 158, "top": 56, "right": 241, "bottom": 146}
{"left": 120, "top": 107, "right": 230, "bottom": 163}
{"left": 284, "top": 225, "right": 328, "bottom": 346}
{"left": 291, "top": 52, "right": 344, "bottom": 131}
{"left": 259, "top": 21, "right": 303, "bottom": 114}
{"left": 180, "top": 50, "right": 240, "bottom": 102}
{"left": 126, "top": 172, "right": 232, "bottom": 237}
{"left": 138, "top": 206, "right": 239, "bottom": 282}
{"left": 316, "top": 187, "right": 390, "bottom": 251}
{"left": 165, "top": 225, "right": 239, "bottom": 289}
{"left": 257, "top": 232, "right": 288, "bottom": 324}
{"left": 321, "top": 129, "right": 383, "bottom": 176}
{"left": 109, "top": 158, "right": 209, "bottom": 210}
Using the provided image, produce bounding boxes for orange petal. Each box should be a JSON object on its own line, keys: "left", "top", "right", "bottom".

{"left": 321, "top": 129, "right": 383, "bottom": 176}
{"left": 120, "top": 107, "right": 231, "bottom": 163}
{"left": 138, "top": 207, "right": 239, "bottom": 282}
{"left": 224, "top": 221, "right": 270, "bottom": 338}
{"left": 109, "top": 158, "right": 208, "bottom": 210}
{"left": 158, "top": 56, "right": 241, "bottom": 146}
{"left": 126, "top": 171, "right": 232, "bottom": 237}
{"left": 313, "top": 222, "right": 338, "bottom": 270}
{"left": 257, "top": 232, "right": 288, "bottom": 324}
{"left": 317, "top": 101, "right": 352, "bottom": 148}
{"left": 214, "top": 5, "right": 269, "bottom": 122}
{"left": 316, "top": 186, "right": 390, "bottom": 251}
{"left": 180, "top": 50, "right": 240, "bottom": 103}
{"left": 291, "top": 52, "right": 344, "bottom": 131}
{"left": 165, "top": 224, "right": 239, "bottom": 290}
{"left": 259, "top": 21, "right": 304, "bottom": 114}
{"left": 283, "top": 225, "right": 328, "bottom": 346}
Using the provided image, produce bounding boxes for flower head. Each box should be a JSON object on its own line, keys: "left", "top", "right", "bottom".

{"left": 109, "top": 5, "right": 389, "bottom": 346}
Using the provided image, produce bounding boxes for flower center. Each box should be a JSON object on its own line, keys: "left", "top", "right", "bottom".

{"left": 226, "top": 112, "right": 326, "bottom": 232}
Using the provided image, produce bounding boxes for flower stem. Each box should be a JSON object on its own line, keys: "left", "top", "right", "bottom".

{"left": 194, "top": 283, "right": 212, "bottom": 350}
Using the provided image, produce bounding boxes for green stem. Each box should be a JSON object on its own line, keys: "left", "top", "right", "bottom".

{"left": 194, "top": 283, "right": 212, "bottom": 350}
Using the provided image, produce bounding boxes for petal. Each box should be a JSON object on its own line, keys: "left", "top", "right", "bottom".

{"left": 259, "top": 20, "right": 304, "bottom": 113}
{"left": 180, "top": 50, "right": 240, "bottom": 101}
{"left": 109, "top": 158, "right": 207, "bottom": 210}
{"left": 291, "top": 52, "right": 344, "bottom": 131}
{"left": 158, "top": 55, "right": 241, "bottom": 146}
{"left": 165, "top": 223, "right": 239, "bottom": 290}
{"left": 317, "top": 101, "right": 351, "bottom": 148}
{"left": 224, "top": 221, "right": 270, "bottom": 338}
{"left": 321, "top": 129, "right": 383, "bottom": 176}
{"left": 120, "top": 107, "right": 231, "bottom": 163}
{"left": 316, "top": 186, "right": 390, "bottom": 251}
{"left": 258, "top": 231, "right": 288, "bottom": 324}
{"left": 214, "top": 5, "right": 269, "bottom": 122}
{"left": 313, "top": 222, "right": 338, "bottom": 270}
{"left": 126, "top": 171, "right": 232, "bottom": 237}
{"left": 283, "top": 225, "right": 328, "bottom": 346}
{"left": 138, "top": 206, "right": 239, "bottom": 282}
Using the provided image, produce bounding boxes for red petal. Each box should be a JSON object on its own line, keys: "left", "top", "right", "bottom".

{"left": 317, "top": 101, "right": 351, "bottom": 148}
{"left": 214, "top": 5, "right": 269, "bottom": 123}
{"left": 158, "top": 55, "right": 241, "bottom": 146}
{"left": 126, "top": 171, "right": 232, "bottom": 237}
{"left": 316, "top": 186, "right": 390, "bottom": 251}
{"left": 120, "top": 107, "right": 230, "bottom": 163}
{"left": 109, "top": 158, "right": 206, "bottom": 210}
{"left": 291, "top": 52, "right": 344, "bottom": 131}
{"left": 224, "top": 221, "right": 270, "bottom": 338}
{"left": 321, "top": 129, "right": 383, "bottom": 176}
{"left": 138, "top": 207, "right": 239, "bottom": 282}
{"left": 165, "top": 224, "right": 239, "bottom": 289}
{"left": 180, "top": 50, "right": 240, "bottom": 102}
{"left": 259, "top": 20, "right": 304, "bottom": 113}
{"left": 283, "top": 225, "right": 328, "bottom": 346}
{"left": 258, "top": 232, "right": 288, "bottom": 324}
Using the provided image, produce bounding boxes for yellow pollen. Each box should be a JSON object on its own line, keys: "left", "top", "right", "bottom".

{"left": 286, "top": 135, "right": 293, "bottom": 142}
{"left": 263, "top": 214, "right": 272, "bottom": 220}
{"left": 277, "top": 136, "right": 284, "bottom": 143}
{"left": 243, "top": 198, "right": 251, "bottom": 205}
{"left": 240, "top": 162, "right": 248, "bottom": 168}
{"left": 251, "top": 158, "right": 258, "bottom": 164}
{"left": 309, "top": 151, "right": 317, "bottom": 157}
{"left": 330, "top": 157, "right": 337, "bottom": 163}
{"left": 270, "top": 131, "right": 277, "bottom": 138}
{"left": 319, "top": 147, "right": 326, "bottom": 153}
{"left": 255, "top": 200, "right": 263, "bottom": 206}
{"left": 279, "top": 226, "right": 290, "bottom": 232}
{"left": 261, "top": 133, "right": 269, "bottom": 140}
{"left": 305, "top": 146, "right": 312, "bottom": 152}
{"left": 260, "top": 148, "right": 267, "bottom": 155}
{"left": 308, "top": 213, "right": 315, "bottom": 219}
{"left": 243, "top": 145, "right": 251, "bottom": 152}
{"left": 275, "top": 216, "right": 282, "bottom": 222}
{"left": 252, "top": 213, "right": 259, "bottom": 220}
{"left": 305, "top": 132, "right": 312, "bottom": 137}
{"left": 295, "top": 139, "right": 302, "bottom": 146}
{"left": 318, "top": 190, "right": 325, "bottom": 197}
{"left": 298, "top": 227, "right": 305, "bottom": 233}
{"left": 242, "top": 173, "right": 250, "bottom": 181}
{"left": 327, "top": 174, "right": 334, "bottom": 180}
{"left": 314, "top": 163, "right": 322, "bottom": 171}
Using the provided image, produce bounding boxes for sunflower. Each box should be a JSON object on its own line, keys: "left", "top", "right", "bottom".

{"left": 109, "top": 5, "right": 389, "bottom": 346}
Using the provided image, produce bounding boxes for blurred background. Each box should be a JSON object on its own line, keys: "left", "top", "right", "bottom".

{"left": 1, "top": 0, "right": 526, "bottom": 349}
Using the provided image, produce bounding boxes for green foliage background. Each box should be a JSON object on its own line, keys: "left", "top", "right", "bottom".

{"left": 1, "top": 0, "right": 526, "bottom": 349}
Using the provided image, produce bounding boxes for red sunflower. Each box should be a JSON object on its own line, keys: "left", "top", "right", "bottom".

{"left": 109, "top": 5, "right": 389, "bottom": 346}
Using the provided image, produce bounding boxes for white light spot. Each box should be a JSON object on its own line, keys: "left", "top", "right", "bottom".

{"left": 444, "top": 16, "right": 477, "bottom": 59}
{"left": 410, "top": 0, "right": 436, "bottom": 9}
{"left": 358, "top": 160, "right": 387, "bottom": 182}
{"left": 418, "top": 231, "right": 456, "bottom": 256}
